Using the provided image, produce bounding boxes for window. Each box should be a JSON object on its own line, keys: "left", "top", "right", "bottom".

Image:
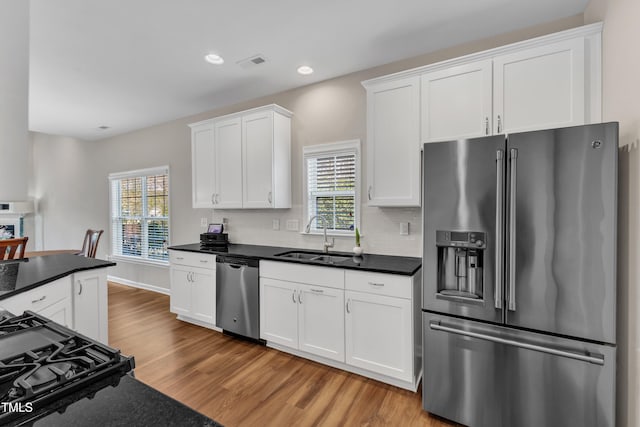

{"left": 109, "top": 166, "right": 170, "bottom": 264}
{"left": 303, "top": 140, "right": 360, "bottom": 235}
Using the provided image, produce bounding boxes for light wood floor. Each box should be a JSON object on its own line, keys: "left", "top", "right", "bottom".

{"left": 108, "top": 282, "right": 459, "bottom": 427}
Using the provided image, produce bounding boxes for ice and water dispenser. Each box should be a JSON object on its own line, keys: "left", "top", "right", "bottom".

{"left": 436, "top": 230, "right": 486, "bottom": 300}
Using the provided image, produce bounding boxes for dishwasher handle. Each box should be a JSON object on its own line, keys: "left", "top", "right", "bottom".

{"left": 217, "top": 256, "right": 259, "bottom": 268}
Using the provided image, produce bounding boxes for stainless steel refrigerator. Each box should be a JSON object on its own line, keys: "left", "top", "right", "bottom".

{"left": 422, "top": 123, "right": 617, "bottom": 427}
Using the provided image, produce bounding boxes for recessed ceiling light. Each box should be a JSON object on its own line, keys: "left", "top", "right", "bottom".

{"left": 297, "top": 65, "right": 314, "bottom": 75}
{"left": 204, "top": 53, "right": 224, "bottom": 65}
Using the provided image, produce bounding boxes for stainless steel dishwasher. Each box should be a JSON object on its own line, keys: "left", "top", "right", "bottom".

{"left": 216, "top": 256, "right": 260, "bottom": 340}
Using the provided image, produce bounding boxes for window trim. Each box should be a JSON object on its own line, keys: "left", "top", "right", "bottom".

{"left": 302, "top": 140, "right": 361, "bottom": 237}
{"left": 108, "top": 165, "right": 171, "bottom": 265}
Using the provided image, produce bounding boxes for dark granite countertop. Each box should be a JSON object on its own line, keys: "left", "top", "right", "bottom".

{"left": 0, "top": 254, "right": 115, "bottom": 301}
{"left": 34, "top": 374, "right": 222, "bottom": 427}
{"left": 168, "top": 243, "right": 422, "bottom": 276}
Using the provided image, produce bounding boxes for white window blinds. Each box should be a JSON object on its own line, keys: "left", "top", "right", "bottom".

{"left": 304, "top": 140, "right": 360, "bottom": 234}
{"left": 109, "top": 166, "right": 170, "bottom": 263}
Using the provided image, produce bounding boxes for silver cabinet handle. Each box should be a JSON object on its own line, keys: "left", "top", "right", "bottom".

{"left": 368, "top": 282, "right": 384, "bottom": 287}
{"left": 485, "top": 117, "right": 489, "bottom": 135}
{"left": 430, "top": 321, "right": 604, "bottom": 365}
{"left": 367, "top": 186, "right": 372, "bottom": 201}
{"left": 292, "top": 290, "right": 296, "bottom": 303}
{"left": 311, "top": 289, "right": 324, "bottom": 293}
{"left": 216, "top": 194, "right": 220, "bottom": 204}
{"left": 495, "top": 149, "right": 505, "bottom": 309}
{"left": 78, "top": 281, "right": 83, "bottom": 296}
{"left": 497, "top": 115, "right": 502, "bottom": 133}
{"left": 176, "top": 256, "right": 184, "bottom": 260}
{"left": 32, "top": 295, "right": 46, "bottom": 303}
{"left": 268, "top": 191, "right": 272, "bottom": 204}
{"left": 211, "top": 193, "right": 216, "bottom": 205}
{"left": 508, "top": 148, "right": 518, "bottom": 311}
{"left": 346, "top": 298, "right": 351, "bottom": 313}
{"left": 200, "top": 259, "right": 209, "bottom": 263}
{"left": 298, "top": 291, "right": 303, "bottom": 304}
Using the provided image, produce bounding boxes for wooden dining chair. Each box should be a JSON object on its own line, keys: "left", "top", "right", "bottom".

{"left": 0, "top": 237, "right": 28, "bottom": 260}
{"left": 78, "top": 229, "right": 104, "bottom": 258}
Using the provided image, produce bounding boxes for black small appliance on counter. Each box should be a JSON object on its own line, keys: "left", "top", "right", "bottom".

{"left": 200, "top": 223, "right": 228, "bottom": 249}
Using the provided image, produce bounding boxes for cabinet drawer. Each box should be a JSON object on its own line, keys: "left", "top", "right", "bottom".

{"left": 260, "top": 261, "right": 344, "bottom": 290}
{"left": 169, "top": 250, "right": 216, "bottom": 269}
{"left": 345, "top": 271, "right": 411, "bottom": 299}
{"left": 0, "top": 277, "right": 71, "bottom": 315}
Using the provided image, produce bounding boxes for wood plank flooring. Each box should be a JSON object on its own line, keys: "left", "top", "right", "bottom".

{"left": 108, "top": 282, "right": 459, "bottom": 427}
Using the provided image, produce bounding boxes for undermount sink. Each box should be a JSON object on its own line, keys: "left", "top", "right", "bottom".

{"left": 275, "top": 251, "right": 351, "bottom": 264}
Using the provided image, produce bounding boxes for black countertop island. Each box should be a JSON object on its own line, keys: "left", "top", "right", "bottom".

{"left": 0, "top": 254, "right": 115, "bottom": 301}
{"left": 35, "top": 374, "right": 222, "bottom": 427}
{"left": 169, "top": 243, "right": 422, "bottom": 276}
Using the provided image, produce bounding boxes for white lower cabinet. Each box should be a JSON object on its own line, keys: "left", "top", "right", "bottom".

{"left": 260, "top": 278, "right": 297, "bottom": 347}
{"left": 0, "top": 268, "right": 110, "bottom": 343}
{"left": 73, "top": 269, "right": 108, "bottom": 343}
{"left": 260, "top": 261, "right": 421, "bottom": 391}
{"left": 38, "top": 298, "right": 73, "bottom": 328}
{"left": 260, "top": 277, "right": 344, "bottom": 362}
{"left": 169, "top": 250, "right": 216, "bottom": 328}
{"left": 345, "top": 290, "right": 412, "bottom": 382}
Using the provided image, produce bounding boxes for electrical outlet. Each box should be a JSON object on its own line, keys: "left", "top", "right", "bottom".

{"left": 200, "top": 217, "right": 208, "bottom": 227}
{"left": 272, "top": 219, "right": 280, "bottom": 230}
{"left": 400, "top": 222, "right": 409, "bottom": 236}
{"left": 286, "top": 219, "right": 299, "bottom": 231}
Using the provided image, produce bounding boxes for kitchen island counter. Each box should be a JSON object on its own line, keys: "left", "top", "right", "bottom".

{"left": 0, "top": 254, "right": 115, "bottom": 301}
{"left": 35, "top": 374, "right": 222, "bottom": 427}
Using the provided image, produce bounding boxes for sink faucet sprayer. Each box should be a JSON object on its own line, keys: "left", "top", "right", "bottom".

{"left": 304, "top": 215, "right": 335, "bottom": 253}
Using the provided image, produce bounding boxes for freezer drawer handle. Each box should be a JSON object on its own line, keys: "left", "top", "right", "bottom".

{"left": 429, "top": 321, "right": 604, "bottom": 365}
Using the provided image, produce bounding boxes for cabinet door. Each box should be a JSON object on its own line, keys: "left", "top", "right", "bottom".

{"left": 421, "top": 59, "right": 493, "bottom": 142}
{"left": 170, "top": 266, "right": 192, "bottom": 316}
{"left": 260, "top": 278, "right": 298, "bottom": 347}
{"left": 191, "top": 122, "right": 215, "bottom": 208}
{"left": 242, "top": 111, "right": 274, "bottom": 208}
{"left": 298, "top": 284, "right": 345, "bottom": 362}
{"left": 190, "top": 266, "right": 215, "bottom": 324}
{"left": 214, "top": 117, "right": 243, "bottom": 208}
{"left": 366, "top": 76, "right": 421, "bottom": 207}
{"left": 39, "top": 298, "right": 73, "bottom": 329}
{"left": 73, "top": 270, "right": 108, "bottom": 343}
{"left": 493, "top": 38, "right": 585, "bottom": 134}
{"left": 345, "top": 291, "right": 412, "bottom": 382}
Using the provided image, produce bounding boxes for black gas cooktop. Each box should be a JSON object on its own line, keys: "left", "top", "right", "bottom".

{"left": 0, "top": 311, "right": 135, "bottom": 426}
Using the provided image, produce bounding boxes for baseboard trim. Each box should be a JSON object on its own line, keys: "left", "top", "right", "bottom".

{"left": 107, "top": 275, "right": 170, "bottom": 296}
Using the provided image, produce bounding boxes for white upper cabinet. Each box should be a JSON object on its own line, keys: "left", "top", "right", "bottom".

{"left": 214, "top": 117, "right": 243, "bottom": 208}
{"left": 364, "top": 76, "right": 421, "bottom": 207}
{"left": 189, "top": 104, "right": 292, "bottom": 209}
{"left": 421, "top": 59, "right": 493, "bottom": 142}
{"left": 493, "top": 38, "right": 585, "bottom": 134}
{"left": 191, "top": 122, "right": 216, "bottom": 208}
{"left": 363, "top": 23, "right": 602, "bottom": 207}
{"left": 242, "top": 109, "right": 292, "bottom": 208}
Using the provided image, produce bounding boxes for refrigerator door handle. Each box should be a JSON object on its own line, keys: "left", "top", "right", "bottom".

{"left": 495, "top": 150, "right": 504, "bottom": 309}
{"left": 429, "top": 321, "right": 605, "bottom": 365}
{"left": 508, "top": 148, "right": 518, "bottom": 311}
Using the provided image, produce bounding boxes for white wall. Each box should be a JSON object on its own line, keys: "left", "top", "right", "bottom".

{"left": 30, "top": 15, "right": 583, "bottom": 292}
{"left": 584, "top": 1, "right": 640, "bottom": 425}
{"left": 0, "top": 0, "right": 29, "bottom": 202}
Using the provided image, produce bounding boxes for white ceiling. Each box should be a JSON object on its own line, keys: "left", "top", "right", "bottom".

{"left": 29, "top": 0, "right": 590, "bottom": 141}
